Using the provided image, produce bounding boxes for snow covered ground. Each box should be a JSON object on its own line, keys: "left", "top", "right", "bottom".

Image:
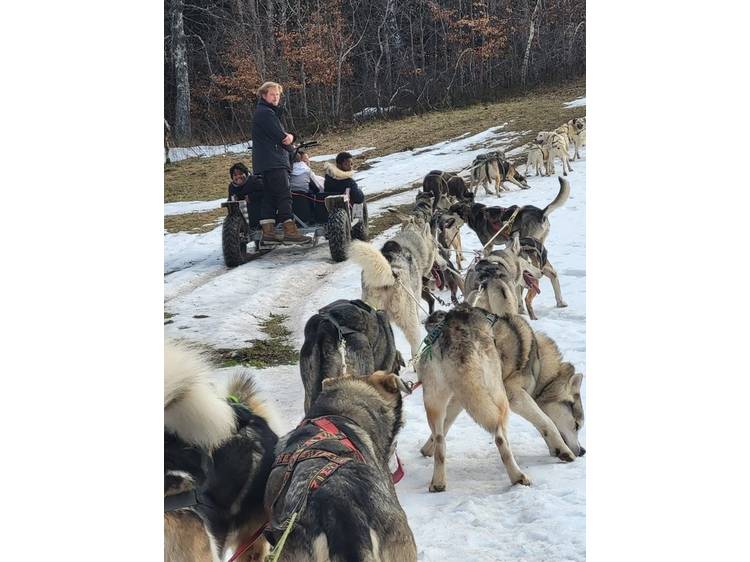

{"left": 563, "top": 97, "right": 586, "bottom": 109}
{"left": 165, "top": 121, "right": 586, "bottom": 560}
{"left": 167, "top": 140, "right": 251, "bottom": 163}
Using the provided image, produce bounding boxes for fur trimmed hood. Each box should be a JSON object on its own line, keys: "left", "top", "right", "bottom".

{"left": 324, "top": 161, "right": 355, "bottom": 180}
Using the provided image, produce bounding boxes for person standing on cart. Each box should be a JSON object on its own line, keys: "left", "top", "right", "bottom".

{"left": 251, "top": 81, "right": 307, "bottom": 244}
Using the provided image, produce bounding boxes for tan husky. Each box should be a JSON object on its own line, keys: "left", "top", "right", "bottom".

{"left": 416, "top": 304, "right": 531, "bottom": 491}
{"left": 419, "top": 311, "right": 586, "bottom": 463}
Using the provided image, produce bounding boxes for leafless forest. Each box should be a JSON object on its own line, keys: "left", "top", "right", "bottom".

{"left": 165, "top": 0, "right": 585, "bottom": 144}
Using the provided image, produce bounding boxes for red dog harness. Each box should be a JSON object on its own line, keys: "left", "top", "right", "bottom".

{"left": 227, "top": 417, "right": 366, "bottom": 562}
{"left": 272, "top": 417, "right": 366, "bottom": 495}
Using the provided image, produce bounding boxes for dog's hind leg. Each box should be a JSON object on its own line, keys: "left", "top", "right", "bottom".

{"left": 525, "top": 288, "right": 539, "bottom": 320}
{"left": 542, "top": 261, "right": 568, "bottom": 308}
{"left": 421, "top": 283, "right": 435, "bottom": 315}
{"left": 506, "top": 386, "right": 575, "bottom": 462}
{"left": 424, "top": 392, "right": 451, "bottom": 492}
{"left": 564, "top": 155, "right": 573, "bottom": 175}
{"left": 463, "top": 371, "right": 530, "bottom": 486}
{"left": 420, "top": 395, "right": 464, "bottom": 457}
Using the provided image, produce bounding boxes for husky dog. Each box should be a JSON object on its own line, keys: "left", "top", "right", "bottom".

{"left": 557, "top": 117, "right": 586, "bottom": 160}
{"left": 413, "top": 191, "right": 435, "bottom": 223}
{"left": 420, "top": 312, "right": 585, "bottom": 462}
{"left": 434, "top": 209, "right": 464, "bottom": 269}
{"left": 451, "top": 176, "right": 569, "bottom": 257}
{"left": 515, "top": 236, "right": 562, "bottom": 319}
{"left": 463, "top": 241, "right": 530, "bottom": 317}
{"left": 423, "top": 170, "right": 470, "bottom": 201}
{"left": 525, "top": 143, "right": 549, "bottom": 176}
{"left": 165, "top": 341, "right": 279, "bottom": 562}
{"left": 299, "top": 299, "right": 404, "bottom": 415}
{"left": 422, "top": 246, "right": 464, "bottom": 313}
{"left": 470, "top": 152, "right": 530, "bottom": 195}
{"left": 417, "top": 304, "right": 531, "bottom": 491}
{"left": 349, "top": 218, "right": 439, "bottom": 356}
{"left": 264, "top": 372, "right": 417, "bottom": 562}
{"left": 470, "top": 153, "right": 502, "bottom": 195}
{"left": 536, "top": 132, "right": 573, "bottom": 176}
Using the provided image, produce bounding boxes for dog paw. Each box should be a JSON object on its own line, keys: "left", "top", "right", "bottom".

{"left": 514, "top": 473, "right": 532, "bottom": 486}
{"left": 429, "top": 482, "right": 446, "bottom": 493}
{"left": 556, "top": 302, "right": 568, "bottom": 308}
{"left": 554, "top": 448, "right": 576, "bottom": 462}
{"left": 420, "top": 444, "right": 435, "bottom": 457}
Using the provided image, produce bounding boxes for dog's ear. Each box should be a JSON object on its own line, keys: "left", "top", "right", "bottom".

{"left": 321, "top": 377, "right": 338, "bottom": 390}
{"left": 510, "top": 232, "right": 521, "bottom": 255}
{"left": 367, "top": 371, "right": 411, "bottom": 397}
{"left": 568, "top": 371, "right": 583, "bottom": 393}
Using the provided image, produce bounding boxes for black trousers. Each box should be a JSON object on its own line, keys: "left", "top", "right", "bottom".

{"left": 260, "top": 168, "right": 292, "bottom": 223}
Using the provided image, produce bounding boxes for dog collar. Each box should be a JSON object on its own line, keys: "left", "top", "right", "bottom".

{"left": 164, "top": 489, "right": 216, "bottom": 513}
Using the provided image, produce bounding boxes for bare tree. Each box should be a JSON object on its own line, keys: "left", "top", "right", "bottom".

{"left": 521, "top": 0, "right": 542, "bottom": 90}
{"left": 170, "top": 0, "right": 191, "bottom": 143}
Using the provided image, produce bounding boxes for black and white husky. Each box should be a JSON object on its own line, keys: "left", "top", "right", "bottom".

{"left": 165, "top": 341, "right": 279, "bottom": 562}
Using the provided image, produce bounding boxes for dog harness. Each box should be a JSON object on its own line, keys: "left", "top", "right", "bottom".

{"left": 272, "top": 416, "right": 366, "bottom": 484}
{"left": 317, "top": 299, "right": 374, "bottom": 340}
{"left": 225, "top": 416, "right": 368, "bottom": 562}
{"left": 265, "top": 416, "right": 367, "bottom": 545}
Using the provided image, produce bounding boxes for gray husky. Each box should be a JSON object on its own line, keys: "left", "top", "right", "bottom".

{"left": 463, "top": 240, "right": 531, "bottom": 317}
{"left": 349, "top": 217, "right": 440, "bottom": 356}
{"left": 417, "top": 304, "right": 531, "bottom": 491}
{"left": 299, "top": 299, "right": 404, "bottom": 415}
{"left": 264, "top": 372, "right": 417, "bottom": 562}
{"left": 419, "top": 311, "right": 585, "bottom": 463}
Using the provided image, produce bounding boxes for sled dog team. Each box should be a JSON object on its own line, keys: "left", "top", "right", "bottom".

{"left": 467, "top": 116, "right": 586, "bottom": 195}
{"left": 165, "top": 120, "right": 586, "bottom": 562}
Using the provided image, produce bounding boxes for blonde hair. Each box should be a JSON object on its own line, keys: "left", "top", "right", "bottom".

{"left": 258, "top": 81, "right": 283, "bottom": 97}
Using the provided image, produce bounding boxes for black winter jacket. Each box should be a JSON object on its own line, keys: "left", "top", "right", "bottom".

{"left": 251, "top": 99, "right": 293, "bottom": 173}
{"left": 228, "top": 174, "right": 264, "bottom": 200}
{"left": 323, "top": 162, "right": 365, "bottom": 204}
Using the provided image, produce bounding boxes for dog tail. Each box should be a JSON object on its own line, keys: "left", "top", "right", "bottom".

{"left": 223, "top": 370, "right": 282, "bottom": 435}
{"left": 543, "top": 177, "right": 570, "bottom": 217}
{"left": 164, "top": 340, "right": 236, "bottom": 450}
{"left": 349, "top": 240, "right": 396, "bottom": 287}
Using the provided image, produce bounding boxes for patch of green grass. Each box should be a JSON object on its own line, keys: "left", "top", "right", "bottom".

{"left": 211, "top": 313, "right": 299, "bottom": 369}
{"left": 258, "top": 313, "right": 293, "bottom": 339}
{"left": 164, "top": 209, "right": 225, "bottom": 234}
{"left": 367, "top": 202, "right": 417, "bottom": 239}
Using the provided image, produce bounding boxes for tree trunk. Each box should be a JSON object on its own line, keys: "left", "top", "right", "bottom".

{"left": 170, "top": 0, "right": 191, "bottom": 143}
{"left": 521, "top": 0, "right": 541, "bottom": 90}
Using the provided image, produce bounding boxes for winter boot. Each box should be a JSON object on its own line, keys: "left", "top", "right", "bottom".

{"left": 281, "top": 219, "right": 309, "bottom": 244}
{"left": 260, "top": 220, "right": 280, "bottom": 245}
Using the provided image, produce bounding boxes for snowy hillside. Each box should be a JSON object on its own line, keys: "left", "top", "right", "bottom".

{"left": 165, "top": 117, "right": 586, "bottom": 560}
